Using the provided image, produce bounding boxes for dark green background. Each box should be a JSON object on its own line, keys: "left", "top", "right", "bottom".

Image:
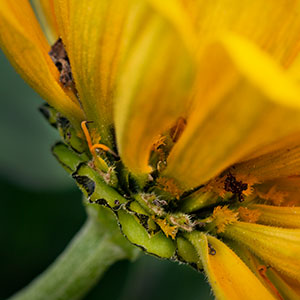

{"left": 0, "top": 50, "right": 213, "bottom": 300}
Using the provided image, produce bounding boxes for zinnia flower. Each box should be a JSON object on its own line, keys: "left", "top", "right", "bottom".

{"left": 1, "top": 0, "right": 300, "bottom": 299}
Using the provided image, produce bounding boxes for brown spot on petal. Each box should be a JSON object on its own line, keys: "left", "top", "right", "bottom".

{"left": 49, "top": 38, "right": 73, "bottom": 87}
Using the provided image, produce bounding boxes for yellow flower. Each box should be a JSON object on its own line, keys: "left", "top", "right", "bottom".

{"left": 1, "top": 0, "right": 300, "bottom": 299}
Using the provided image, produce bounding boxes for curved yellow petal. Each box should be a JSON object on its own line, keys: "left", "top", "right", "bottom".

{"left": 224, "top": 222, "right": 300, "bottom": 282}
{"left": 32, "top": 0, "right": 59, "bottom": 44}
{"left": 251, "top": 204, "right": 300, "bottom": 228}
{"left": 115, "top": 5, "right": 195, "bottom": 174}
{"left": 145, "top": 0, "right": 197, "bottom": 53}
{"left": 67, "top": 0, "right": 147, "bottom": 145}
{"left": 233, "top": 134, "right": 300, "bottom": 182}
{"left": 266, "top": 268, "right": 300, "bottom": 300}
{"left": 281, "top": 274, "right": 300, "bottom": 296}
{"left": 228, "top": 241, "right": 299, "bottom": 299}
{"left": 164, "top": 33, "right": 300, "bottom": 189}
{"left": 256, "top": 177, "right": 300, "bottom": 207}
{"left": 181, "top": 0, "right": 300, "bottom": 68}
{"left": 0, "top": 0, "right": 84, "bottom": 127}
{"left": 53, "top": 0, "right": 70, "bottom": 48}
{"left": 187, "top": 232, "right": 275, "bottom": 300}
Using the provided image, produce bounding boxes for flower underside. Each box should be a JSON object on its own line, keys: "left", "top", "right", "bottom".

{"left": 3, "top": 1, "right": 300, "bottom": 298}
{"left": 46, "top": 99, "right": 300, "bottom": 299}
{"left": 38, "top": 36, "right": 300, "bottom": 300}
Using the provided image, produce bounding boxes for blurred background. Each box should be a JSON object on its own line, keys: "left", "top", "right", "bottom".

{"left": 0, "top": 50, "right": 213, "bottom": 300}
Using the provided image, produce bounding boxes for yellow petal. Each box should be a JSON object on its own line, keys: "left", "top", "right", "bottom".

{"left": 53, "top": 0, "right": 70, "bottom": 47}
{"left": 0, "top": 0, "right": 84, "bottom": 128}
{"left": 164, "top": 33, "right": 300, "bottom": 189}
{"left": 67, "top": 0, "right": 148, "bottom": 145}
{"left": 250, "top": 204, "right": 300, "bottom": 228}
{"left": 187, "top": 232, "right": 275, "bottom": 300}
{"left": 282, "top": 274, "right": 300, "bottom": 296}
{"left": 221, "top": 240, "right": 288, "bottom": 299}
{"left": 115, "top": 6, "right": 195, "bottom": 173}
{"left": 266, "top": 269, "right": 300, "bottom": 300}
{"left": 145, "top": 0, "right": 197, "bottom": 53}
{"left": 256, "top": 177, "right": 300, "bottom": 206}
{"left": 225, "top": 240, "right": 263, "bottom": 278}
{"left": 32, "top": 0, "right": 59, "bottom": 44}
{"left": 224, "top": 222, "right": 300, "bottom": 282}
{"left": 230, "top": 241, "right": 300, "bottom": 300}
{"left": 233, "top": 134, "right": 300, "bottom": 182}
{"left": 181, "top": 0, "right": 300, "bottom": 68}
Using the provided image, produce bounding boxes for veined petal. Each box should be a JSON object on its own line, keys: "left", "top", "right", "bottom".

{"left": 228, "top": 241, "right": 299, "bottom": 300}
{"left": 115, "top": 7, "right": 195, "bottom": 174}
{"left": 67, "top": 0, "right": 150, "bottom": 145}
{"left": 224, "top": 222, "right": 300, "bottom": 282}
{"left": 181, "top": 0, "right": 300, "bottom": 68}
{"left": 281, "top": 274, "right": 300, "bottom": 296}
{"left": 187, "top": 232, "right": 275, "bottom": 300}
{"left": 53, "top": 0, "right": 70, "bottom": 48}
{"left": 250, "top": 204, "right": 300, "bottom": 228}
{"left": 225, "top": 241, "right": 265, "bottom": 279}
{"left": 233, "top": 134, "right": 300, "bottom": 182}
{"left": 145, "top": 0, "right": 197, "bottom": 53}
{"left": 32, "top": 0, "right": 58, "bottom": 44}
{"left": 266, "top": 268, "right": 300, "bottom": 300}
{"left": 0, "top": 0, "right": 84, "bottom": 127}
{"left": 164, "top": 33, "right": 300, "bottom": 189}
{"left": 256, "top": 177, "right": 300, "bottom": 206}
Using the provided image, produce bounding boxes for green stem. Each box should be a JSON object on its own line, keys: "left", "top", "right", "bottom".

{"left": 9, "top": 218, "right": 128, "bottom": 300}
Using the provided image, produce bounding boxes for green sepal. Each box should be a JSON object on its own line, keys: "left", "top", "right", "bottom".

{"left": 117, "top": 209, "right": 176, "bottom": 258}
{"left": 176, "top": 236, "right": 201, "bottom": 267}
{"left": 52, "top": 142, "right": 88, "bottom": 173}
{"left": 39, "top": 103, "right": 58, "bottom": 128}
{"left": 128, "top": 201, "right": 148, "bottom": 215}
{"left": 72, "top": 163, "right": 126, "bottom": 208}
{"left": 123, "top": 201, "right": 160, "bottom": 236}
{"left": 40, "top": 103, "right": 88, "bottom": 154}
{"left": 56, "top": 115, "right": 87, "bottom": 154}
{"left": 71, "top": 162, "right": 176, "bottom": 258}
{"left": 49, "top": 111, "right": 211, "bottom": 267}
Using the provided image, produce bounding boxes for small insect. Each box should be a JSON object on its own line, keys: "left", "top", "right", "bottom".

{"left": 208, "top": 243, "right": 216, "bottom": 255}
{"left": 49, "top": 38, "right": 73, "bottom": 87}
{"left": 224, "top": 172, "right": 248, "bottom": 202}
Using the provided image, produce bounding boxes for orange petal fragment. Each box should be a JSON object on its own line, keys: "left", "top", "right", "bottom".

{"left": 187, "top": 232, "right": 275, "bottom": 300}
{"left": 224, "top": 222, "right": 300, "bottom": 282}
{"left": 0, "top": 0, "right": 84, "bottom": 128}
{"left": 164, "top": 33, "right": 300, "bottom": 189}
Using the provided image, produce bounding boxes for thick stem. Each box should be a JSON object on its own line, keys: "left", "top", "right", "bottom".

{"left": 9, "top": 218, "right": 128, "bottom": 300}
